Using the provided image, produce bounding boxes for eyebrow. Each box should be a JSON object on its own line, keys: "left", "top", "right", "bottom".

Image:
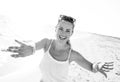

{"left": 66, "top": 29, "right": 70, "bottom": 30}
{"left": 59, "top": 27, "right": 63, "bottom": 29}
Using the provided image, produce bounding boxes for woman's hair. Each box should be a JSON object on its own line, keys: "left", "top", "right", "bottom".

{"left": 66, "top": 40, "right": 71, "bottom": 48}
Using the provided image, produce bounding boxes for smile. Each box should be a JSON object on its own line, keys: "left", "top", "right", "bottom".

{"left": 59, "top": 35, "right": 67, "bottom": 40}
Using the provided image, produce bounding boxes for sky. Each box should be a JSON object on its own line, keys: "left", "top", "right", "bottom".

{"left": 0, "top": 0, "right": 120, "bottom": 41}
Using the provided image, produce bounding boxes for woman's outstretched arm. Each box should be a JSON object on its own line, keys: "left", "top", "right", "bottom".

{"left": 69, "top": 50, "right": 114, "bottom": 78}
{"left": 5, "top": 38, "right": 48, "bottom": 58}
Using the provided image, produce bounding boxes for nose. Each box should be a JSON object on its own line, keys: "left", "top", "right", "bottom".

{"left": 60, "top": 30, "right": 67, "bottom": 35}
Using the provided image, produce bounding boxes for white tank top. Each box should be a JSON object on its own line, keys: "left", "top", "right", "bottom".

{"left": 39, "top": 40, "right": 72, "bottom": 82}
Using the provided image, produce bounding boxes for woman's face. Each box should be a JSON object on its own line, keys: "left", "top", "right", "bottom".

{"left": 55, "top": 20, "right": 74, "bottom": 42}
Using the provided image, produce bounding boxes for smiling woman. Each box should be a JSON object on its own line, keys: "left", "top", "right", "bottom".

{"left": 0, "top": 32, "right": 120, "bottom": 82}
{"left": 0, "top": 0, "right": 120, "bottom": 81}
{"left": 0, "top": 15, "right": 114, "bottom": 82}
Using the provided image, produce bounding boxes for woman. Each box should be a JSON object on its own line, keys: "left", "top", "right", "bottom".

{"left": 6, "top": 15, "right": 113, "bottom": 82}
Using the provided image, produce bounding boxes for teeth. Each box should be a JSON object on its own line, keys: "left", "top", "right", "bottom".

{"left": 60, "top": 36, "right": 65, "bottom": 38}
{"left": 59, "top": 35, "right": 67, "bottom": 40}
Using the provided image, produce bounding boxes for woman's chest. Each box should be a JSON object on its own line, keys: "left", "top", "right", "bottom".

{"left": 45, "top": 42, "right": 70, "bottom": 61}
{"left": 50, "top": 47, "right": 70, "bottom": 61}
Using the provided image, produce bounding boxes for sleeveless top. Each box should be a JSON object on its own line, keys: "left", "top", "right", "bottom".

{"left": 39, "top": 40, "right": 72, "bottom": 82}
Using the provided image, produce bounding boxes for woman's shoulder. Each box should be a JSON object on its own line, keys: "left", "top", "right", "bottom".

{"left": 44, "top": 38, "right": 53, "bottom": 45}
{"left": 69, "top": 49, "right": 83, "bottom": 62}
{"left": 43, "top": 38, "right": 53, "bottom": 52}
{"left": 41, "top": 38, "right": 52, "bottom": 44}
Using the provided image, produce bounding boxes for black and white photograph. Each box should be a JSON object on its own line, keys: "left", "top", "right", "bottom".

{"left": 0, "top": 0, "right": 120, "bottom": 82}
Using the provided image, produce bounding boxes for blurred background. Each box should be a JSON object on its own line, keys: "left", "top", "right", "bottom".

{"left": 0, "top": 0, "right": 120, "bottom": 82}
{"left": 0, "top": 0, "right": 120, "bottom": 40}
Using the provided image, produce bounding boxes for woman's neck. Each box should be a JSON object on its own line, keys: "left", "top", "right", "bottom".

{"left": 54, "top": 39, "right": 69, "bottom": 50}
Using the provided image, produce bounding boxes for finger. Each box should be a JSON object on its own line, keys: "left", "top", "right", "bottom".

{"left": 104, "top": 67, "right": 114, "bottom": 70}
{"left": 101, "top": 67, "right": 114, "bottom": 73}
{"left": 104, "top": 62, "right": 114, "bottom": 67}
{"left": 101, "top": 68, "right": 110, "bottom": 72}
{"left": 15, "top": 40, "right": 26, "bottom": 45}
{"left": 104, "top": 73, "right": 107, "bottom": 78}
{"left": 103, "top": 63, "right": 114, "bottom": 68}
{"left": 8, "top": 46, "right": 20, "bottom": 52}
{"left": 105, "top": 62, "right": 114, "bottom": 64}
{"left": 1, "top": 49, "right": 10, "bottom": 52}
{"left": 7, "top": 48, "right": 20, "bottom": 53}
{"left": 100, "top": 70, "right": 107, "bottom": 78}
{"left": 103, "top": 67, "right": 114, "bottom": 72}
{"left": 102, "top": 66, "right": 114, "bottom": 70}
{"left": 103, "top": 64, "right": 114, "bottom": 68}
{"left": 104, "top": 64, "right": 113, "bottom": 66}
{"left": 104, "top": 70, "right": 110, "bottom": 72}
{"left": 9, "top": 49, "right": 20, "bottom": 53}
{"left": 8, "top": 46, "right": 20, "bottom": 49}
{"left": 11, "top": 54, "right": 21, "bottom": 58}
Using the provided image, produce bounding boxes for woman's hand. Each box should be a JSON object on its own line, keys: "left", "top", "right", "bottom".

{"left": 6, "top": 40, "right": 34, "bottom": 58}
{"left": 97, "top": 62, "right": 114, "bottom": 78}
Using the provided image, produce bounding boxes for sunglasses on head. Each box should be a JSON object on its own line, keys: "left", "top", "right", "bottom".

{"left": 59, "top": 15, "right": 76, "bottom": 24}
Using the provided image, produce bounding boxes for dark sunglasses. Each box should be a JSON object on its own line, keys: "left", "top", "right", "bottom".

{"left": 59, "top": 15, "right": 76, "bottom": 24}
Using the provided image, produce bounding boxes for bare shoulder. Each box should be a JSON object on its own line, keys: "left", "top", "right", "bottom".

{"left": 43, "top": 38, "right": 53, "bottom": 52}
{"left": 36, "top": 38, "right": 50, "bottom": 50}
{"left": 69, "top": 49, "right": 83, "bottom": 63}
{"left": 39, "top": 38, "right": 48, "bottom": 43}
{"left": 43, "top": 38, "right": 51, "bottom": 44}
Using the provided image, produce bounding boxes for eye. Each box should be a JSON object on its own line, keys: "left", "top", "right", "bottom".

{"left": 59, "top": 27, "right": 63, "bottom": 31}
{"left": 66, "top": 29, "right": 70, "bottom": 32}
